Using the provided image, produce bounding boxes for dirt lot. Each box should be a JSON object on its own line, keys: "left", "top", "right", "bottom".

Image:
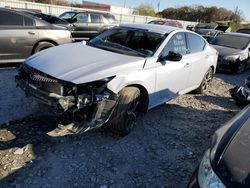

{"left": 0, "top": 68, "right": 247, "bottom": 188}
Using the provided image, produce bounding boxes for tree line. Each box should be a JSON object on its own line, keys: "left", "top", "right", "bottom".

{"left": 21, "top": 1, "right": 244, "bottom": 23}
{"left": 158, "top": 5, "right": 244, "bottom": 23}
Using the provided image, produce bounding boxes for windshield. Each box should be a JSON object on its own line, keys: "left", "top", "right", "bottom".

{"left": 59, "top": 12, "right": 77, "bottom": 20}
{"left": 197, "top": 29, "right": 217, "bottom": 37}
{"left": 87, "top": 28, "right": 166, "bottom": 57}
{"left": 211, "top": 34, "right": 250, "bottom": 49}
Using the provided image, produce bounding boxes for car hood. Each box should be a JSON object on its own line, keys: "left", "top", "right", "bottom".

{"left": 25, "top": 43, "right": 145, "bottom": 84}
{"left": 211, "top": 45, "right": 243, "bottom": 57}
{"left": 210, "top": 105, "right": 250, "bottom": 188}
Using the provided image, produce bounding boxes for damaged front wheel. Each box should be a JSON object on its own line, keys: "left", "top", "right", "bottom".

{"left": 104, "top": 87, "right": 140, "bottom": 136}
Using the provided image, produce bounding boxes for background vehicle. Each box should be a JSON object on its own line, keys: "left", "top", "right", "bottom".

{"left": 196, "top": 29, "right": 224, "bottom": 43}
{"left": 210, "top": 33, "right": 250, "bottom": 74}
{"left": 0, "top": 8, "right": 72, "bottom": 64}
{"left": 16, "top": 24, "right": 217, "bottom": 135}
{"left": 186, "top": 25, "right": 195, "bottom": 31}
{"left": 18, "top": 10, "right": 72, "bottom": 29}
{"left": 237, "top": 28, "right": 250, "bottom": 34}
{"left": 188, "top": 105, "right": 250, "bottom": 188}
{"left": 148, "top": 19, "right": 183, "bottom": 28}
{"left": 194, "top": 23, "right": 228, "bottom": 33}
{"left": 59, "top": 11, "right": 118, "bottom": 41}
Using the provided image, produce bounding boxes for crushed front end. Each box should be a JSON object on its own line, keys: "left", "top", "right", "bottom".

{"left": 15, "top": 64, "right": 118, "bottom": 130}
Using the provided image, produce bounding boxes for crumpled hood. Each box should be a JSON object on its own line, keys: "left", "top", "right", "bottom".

{"left": 211, "top": 45, "right": 243, "bottom": 57}
{"left": 26, "top": 43, "right": 145, "bottom": 84}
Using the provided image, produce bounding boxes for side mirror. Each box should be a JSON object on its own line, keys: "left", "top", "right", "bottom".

{"left": 159, "top": 51, "right": 182, "bottom": 62}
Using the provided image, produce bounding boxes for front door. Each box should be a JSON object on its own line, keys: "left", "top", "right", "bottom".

{"left": 156, "top": 32, "right": 191, "bottom": 101}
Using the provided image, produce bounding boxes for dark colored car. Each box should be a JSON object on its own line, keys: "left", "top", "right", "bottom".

{"left": 194, "top": 23, "right": 218, "bottom": 32}
{"left": 148, "top": 19, "right": 183, "bottom": 28}
{"left": 0, "top": 8, "right": 72, "bottom": 64}
{"left": 237, "top": 28, "right": 250, "bottom": 34}
{"left": 20, "top": 10, "right": 72, "bottom": 29}
{"left": 186, "top": 25, "right": 195, "bottom": 31}
{"left": 188, "top": 104, "right": 250, "bottom": 188}
{"left": 197, "top": 29, "right": 224, "bottom": 43}
{"left": 211, "top": 33, "right": 250, "bottom": 74}
{"left": 59, "top": 11, "right": 118, "bottom": 41}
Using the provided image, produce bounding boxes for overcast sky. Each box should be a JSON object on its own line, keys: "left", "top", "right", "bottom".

{"left": 77, "top": 0, "right": 250, "bottom": 21}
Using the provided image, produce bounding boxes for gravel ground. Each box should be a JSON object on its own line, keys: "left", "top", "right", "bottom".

{"left": 0, "top": 69, "right": 248, "bottom": 188}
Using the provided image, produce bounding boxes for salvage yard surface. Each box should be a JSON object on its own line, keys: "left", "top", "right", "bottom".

{"left": 0, "top": 68, "right": 247, "bottom": 188}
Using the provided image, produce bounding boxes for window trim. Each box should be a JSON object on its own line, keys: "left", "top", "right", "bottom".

{"left": 0, "top": 10, "right": 35, "bottom": 27}
{"left": 90, "top": 14, "right": 102, "bottom": 24}
{"left": 186, "top": 32, "right": 206, "bottom": 54}
{"left": 159, "top": 31, "right": 189, "bottom": 58}
{"left": 73, "top": 13, "right": 90, "bottom": 23}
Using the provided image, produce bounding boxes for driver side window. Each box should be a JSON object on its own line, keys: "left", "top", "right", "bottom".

{"left": 75, "top": 13, "right": 88, "bottom": 23}
{"left": 161, "top": 33, "right": 187, "bottom": 57}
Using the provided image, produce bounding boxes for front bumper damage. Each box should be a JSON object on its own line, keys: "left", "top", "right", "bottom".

{"left": 15, "top": 64, "right": 118, "bottom": 132}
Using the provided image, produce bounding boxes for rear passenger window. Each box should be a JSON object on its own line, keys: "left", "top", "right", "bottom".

{"left": 24, "top": 17, "right": 34, "bottom": 26}
{"left": 161, "top": 33, "right": 187, "bottom": 56}
{"left": 187, "top": 33, "right": 206, "bottom": 53}
{"left": 91, "top": 14, "right": 101, "bottom": 23}
{"left": 0, "top": 11, "right": 23, "bottom": 26}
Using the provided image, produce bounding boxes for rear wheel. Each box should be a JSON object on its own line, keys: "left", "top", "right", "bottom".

{"left": 34, "top": 42, "right": 55, "bottom": 54}
{"left": 104, "top": 87, "right": 140, "bottom": 136}
{"left": 195, "top": 67, "right": 213, "bottom": 94}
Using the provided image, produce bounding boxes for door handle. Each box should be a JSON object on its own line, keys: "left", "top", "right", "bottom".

{"left": 184, "top": 63, "right": 190, "bottom": 68}
{"left": 28, "top": 31, "right": 35, "bottom": 35}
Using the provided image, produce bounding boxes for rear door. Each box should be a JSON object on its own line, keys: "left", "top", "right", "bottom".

{"left": 88, "top": 14, "right": 104, "bottom": 37}
{"left": 0, "top": 10, "right": 38, "bottom": 63}
{"left": 186, "top": 33, "right": 209, "bottom": 87}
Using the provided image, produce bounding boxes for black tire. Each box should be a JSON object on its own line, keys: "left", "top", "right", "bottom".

{"left": 195, "top": 67, "right": 213, "bottom": 94}
{"left": 104, "top": 87, "right": 140, "bottom": 136}
{"left": 234, "top": 61, "right": 246, "bottom": 74}
{"left": 34, "top": 42, "right": 55, "bottom": 54}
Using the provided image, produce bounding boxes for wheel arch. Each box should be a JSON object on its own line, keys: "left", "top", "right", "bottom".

{"left": 122, "top": 84, "right": 149, "bottom": 113}
{"left": 31, "top": 39, "right": 58, "bottom": 55}
{"left": 210, "top": 65, "right": 215, "bottom": 74}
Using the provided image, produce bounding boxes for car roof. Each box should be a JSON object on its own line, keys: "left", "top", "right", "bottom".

{"left": 63, "top": 10, "right": 113, "bottom": 16}
{"left": 119, "top": 23, "right": 181, "bottom": 34}
{"left": 0, "top": 7, "right": 53, "bottom": 27}
{"left": 223, "top": 32, "right": 250, "bottom": 38}
{"left": 199, "top": 29, "right": 221, "bottom": 31}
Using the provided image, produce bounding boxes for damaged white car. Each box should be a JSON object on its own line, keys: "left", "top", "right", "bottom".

{"left": 16, "top": 24, "right": 218, "bottom": 135}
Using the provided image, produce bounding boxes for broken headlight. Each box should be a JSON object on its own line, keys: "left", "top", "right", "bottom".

{"left": 198, "top": 149, "right": 226, "bottom": 188}
{"left": 76, "top": 76, "right": 116, "bottom": 109}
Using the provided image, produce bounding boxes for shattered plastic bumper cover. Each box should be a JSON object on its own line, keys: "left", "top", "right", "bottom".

{"left": 16, "top": 77, "right": 72, "bottom": 111}
{"left": 15, "top": 68, "right": 119, "bottom": 129}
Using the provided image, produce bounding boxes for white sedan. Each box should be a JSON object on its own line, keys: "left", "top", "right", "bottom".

{"left": 16, "top": 24, "right": 218, "bottom": 135}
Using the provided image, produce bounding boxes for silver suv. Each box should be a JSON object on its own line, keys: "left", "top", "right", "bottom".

{"left": 0, "top": 8, "right": 72, "bottom": 64}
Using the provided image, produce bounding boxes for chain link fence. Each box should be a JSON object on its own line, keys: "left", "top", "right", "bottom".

{"left": 0, "top": 0, "right": 197, "bottom": 28}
